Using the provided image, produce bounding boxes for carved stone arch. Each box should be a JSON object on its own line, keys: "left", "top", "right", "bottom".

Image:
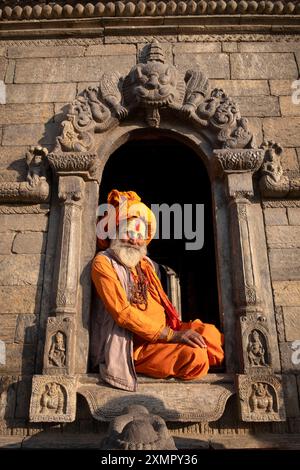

{"left": 26, "top": 41, "right": 287, "bottom": 424}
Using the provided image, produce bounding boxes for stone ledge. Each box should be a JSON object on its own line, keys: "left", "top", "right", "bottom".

{"left": 78, "top": 374, "right": 234, "bottom": 423}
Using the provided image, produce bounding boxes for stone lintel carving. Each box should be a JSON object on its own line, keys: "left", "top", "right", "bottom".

{"left": 52, "top": 175, "right": 85, "bottom": 315}
{"left": 78, "top": 381, "right": 234, "bottom": 423}
{"left": 54, "top": 41, "right": 253, "bottom": 151}
{"left": 236, "top": 374, "right": 286, "bottom": 422}
{"left": 0, "top": 146, "right": 50, "bottom": 204}
{"left": 29, "top": 375, "right": 77, "bottom": 423}
{"left": 240, "top": 313, "right": 272, "bottom": 372}
{"left": 48, "top": 153, "right": 99, "bottom": 182}
{"left": 1, "top": 1, "right": 298, "bottom": 22}
{"left": 101, "top": 405, "right": 177, "bottom": 451}
{"left": 259, "top": 141, "right": 300, "bottom": 198}
{"left": 215, "top": 149, "right": 264, "bottom": 174}
{"left": 43, "top": 317, "right": 75, "bottom": 376}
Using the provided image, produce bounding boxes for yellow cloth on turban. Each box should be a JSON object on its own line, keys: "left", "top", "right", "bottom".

{"left": 97, "top": 189, "right": 157, "bottom": 249}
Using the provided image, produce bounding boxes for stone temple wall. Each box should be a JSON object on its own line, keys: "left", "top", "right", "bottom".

{"left": 0, "top": 2, "right": 300, "bottom": 448}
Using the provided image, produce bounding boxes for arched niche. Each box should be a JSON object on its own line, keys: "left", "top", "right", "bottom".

{"left": 27, "top": 41, "right": 287, "bottom": 424}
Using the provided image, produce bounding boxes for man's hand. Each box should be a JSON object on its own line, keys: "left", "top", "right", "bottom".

{"left": 172, "top": 329, "right": 207, "bottom": 349}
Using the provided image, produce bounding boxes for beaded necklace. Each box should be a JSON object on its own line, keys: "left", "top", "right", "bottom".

{"left": 129, "top": 263, "right": 149, "bottom": 311}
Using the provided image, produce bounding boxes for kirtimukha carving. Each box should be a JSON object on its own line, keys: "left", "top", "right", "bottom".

{"left": 54, "top": 40, "right": 253, "bottom": 150}
{"left": 101, "top": 405, "right": 177, "bottom": 450}
{"left": 30, "top": 375, "right": 77, "bottom": 422}
{"left": 260, "top": 141, "right": 300, "bottom": 198}
{"left": 0, "top": 145, "right": 50, "bottom": 203}
{"left": 237, "top": 374, "right": 286, "bottom": 422}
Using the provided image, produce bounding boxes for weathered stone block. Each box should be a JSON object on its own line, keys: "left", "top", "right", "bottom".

{"left": 7, "top": 46, "right": 86, "bottom": 59}
{"left": 273, "top": 281, "right": 300, "bottom": 306}
{"left": 6, "top": 83, "right": 77, "bottom": 104}
{"left": 264, "top": 208, "right": 288, "bottom": 226}
{"left": 281, "top": 148, "right": 299, "bottom": 173}
{"left": 0, "top": 234, "right": 14, "bottom": 254}
{"left": 0, "top": 344, "right": 35, "bottom": 374}
{"left": 5, "top": 60, "right": 15, "bottom": 84}
{"left": 288, "top": 208, "right": 300, "bottom": 226}
{"left": 15, "top": 314, "right": 37, "bottom": 344}
{"left": 175, "top": 53, "right": 230, "bottom": 79}
{"left": 210, "top": 80, "right": 269, "bottom": 96}
{"left": 0, "top": 314, "right": 17, "bottom": 342}
{"left": 0, "top": 214, "right": 48, "bottom": 232}
{"left": 282, "top": 307, "right": 300, "bottom": 342}
{"left": 280, "top": 97, "right": 300, "bottom": 117}
{"left": 239, "top": 43, "right": 300, "bottom": 53}
{"left": 12, "top": 233, "right": 46, "bottom": 254}
{"left": 0, "top": 58, "right": 7, "bottom": 81}
{"left": 269, "top": 249, "right": 300, "bottom": 281}
{"left": 85, "top": 44, "right": 136, "bottom": 56}
{"left": 263, "top": 118, "right": 300, "bottom": 147}
{"left": 266, "top": 226, "right": 300, "bottom": 248}
{"left": 0, "top": 375, "right": 18, "bottom": 420}
{"left": 0, "top": 104, "right": 53, "bottom": 125}
{"left": 15, "top": 377, "right": 32, "bottom": 420}
{"left": 222, "top": 43, "right": 238, "bottom": 52}
{"left": 246, "top": 117, "right": 263, "bottom": 147}
{"left": 295, "top": 52, "right": 300, "bottom": 73}
{"left": 233, "top": 96, "right": 280, "bottom": 117}
{"left": 0, "top": 255, "right": 45, "bottom": 286}
{"left": 282, "top": 375, "right": 300, "bottom": 418}
{"left": 14, "top": 56, "right": 136, "bottom": 83}
{"left": 2, "top": 123, "right": 59, "bottom": 146}
{"left": 0, "top": 286, "right": 42, "bottom": 314}
{"left": 0, "top": 146, "right": 28, "bottom": 168}
{"left": 174, "top": 43, "right": 221, "bottom": 54}
{"left": 270, "top": 80, "right": 294, "bottom": 96}
{"left": 231, "top": 54, "right": 298, "bottom": 80}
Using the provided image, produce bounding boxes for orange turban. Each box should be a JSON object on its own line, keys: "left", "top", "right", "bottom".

{"left": 96, "top": 189, "right": 157, "bottom": 250}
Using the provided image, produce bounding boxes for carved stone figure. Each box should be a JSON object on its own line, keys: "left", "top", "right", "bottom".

{"left": 40, "top": 382, "right": 65, "bottom": 415}
{"left": 249, "top": 382, "right": 273, "bottom": 413}
{"left": 101, "top": 405, "right": 177, "bottom": 450}
{"left": 48, "top": 331, "right": 66, "bottom": 367}
{"left": 247, "top": 330, "right": 266, "bottom": 366}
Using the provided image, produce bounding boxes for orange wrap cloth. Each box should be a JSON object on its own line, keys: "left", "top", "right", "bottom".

{"left": 97, "top": 189, "right": 157, "bottom": 249}
{"left": 92, "top": 255, "right": 224, "bottom": 381}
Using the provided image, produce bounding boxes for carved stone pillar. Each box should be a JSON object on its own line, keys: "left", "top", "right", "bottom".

{"left": 29, "top": 153, "right": 98, "bottom": 422}
{"left": 216, "top": 149, "right": 286, "bottom": 422}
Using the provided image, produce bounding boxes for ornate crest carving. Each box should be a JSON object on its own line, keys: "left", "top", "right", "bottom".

{"left": 43, "top": 317, "right": 75, "bottom": 375}
{"left": 259, "top": 141, "right": 300, "bottom": 198}
{"left": 53, "top": 41, "right": 254, "bottom": 150}
{"left": 29, "top": 375, "right": 77, "bottom": 422}
{"left": 237, "top": 374, "right": 286, "bottom": 422}
{"left": 0, "top": 146, "right": 50, "bottom": 204}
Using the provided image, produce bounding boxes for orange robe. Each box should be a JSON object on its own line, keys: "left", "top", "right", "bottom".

{"left": 92, "top": 255, "right": 224, "bottom": 380}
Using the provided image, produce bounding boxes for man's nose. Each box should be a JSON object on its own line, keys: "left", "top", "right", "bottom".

{"left": 128, "top": 234, "right": 139, "bottom": 244}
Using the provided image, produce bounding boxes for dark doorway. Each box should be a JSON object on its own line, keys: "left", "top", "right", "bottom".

{"left": 99, "top": 136, "right": 220, "bottom": 328}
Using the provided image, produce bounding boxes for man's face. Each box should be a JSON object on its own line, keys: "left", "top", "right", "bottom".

{"left": 119, "top": 218, "right": 147, "bottom": 247}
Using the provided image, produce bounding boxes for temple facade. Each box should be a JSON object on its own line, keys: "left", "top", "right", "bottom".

{"left": 0, "top": 1, "right": 300, "bottom": 449}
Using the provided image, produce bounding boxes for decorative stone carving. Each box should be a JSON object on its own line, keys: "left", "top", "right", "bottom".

{"left": 101, "top": 405, "right": 177, "bottom": 450}
{"left": 247, "top": 330, "right": 267, "bottom": 366}
{"left": 29, "top": 375, "right": 77, "bottom": 422}
{"left": 237, "top": 374, "right": 286, "bottom": 422}
{"left": 48, "top": 153, "right": 99, "bottom": 182}
{"left": 43, "top": 317, "right": 75, "bottom": 375}
{"left": 78, "top": 380, "right": 234, "bottom": 422}
{"left": 240, "top": 313, "right": 271, "bottom": 372}
{"left": 259, "top": 141, "right": 300, "bottom": 198}
{"left": 0, "top": 146, "right": 50, "bottom": 204}
{"left": 1, "top": 2, "right": 298, "bottom": 22}
{"left": 215, "top": 149, "right": 264, "bottom": 174}
{"left": 54, "top": 41, "right": 253, "bottom": 149}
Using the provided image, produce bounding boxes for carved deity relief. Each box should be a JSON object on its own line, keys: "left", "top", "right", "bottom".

{"left": 247, "top": 330, "right": 267, "bottom": 367}
{"left": 40, "top": 382, "right": 65, "bottom": 415}
{"left": 53, "top": 40, "right": 254, "bottom": 152}
{"left": 249, "top": 382, "right": 274, "bottom": 413}
{"left": 48, "top": 331, "right": 66, "bottom": 368}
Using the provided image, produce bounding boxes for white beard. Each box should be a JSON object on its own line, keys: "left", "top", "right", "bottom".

{"left": 110, "top": 239, "right": 147, "bottom": 268}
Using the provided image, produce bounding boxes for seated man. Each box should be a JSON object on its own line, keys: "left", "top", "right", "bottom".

{"left": 91, "top": 189, "right": 224, "bottom": 391}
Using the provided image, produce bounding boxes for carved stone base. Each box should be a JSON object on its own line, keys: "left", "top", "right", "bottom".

{"left": 29, "top": 375, "right": 77, "bottom": 422}
{"left": 78, "top": 375, "right": 234, "bottom": 423}
{"left": 237, "top": 374, "right": 286, "bottom": 422}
